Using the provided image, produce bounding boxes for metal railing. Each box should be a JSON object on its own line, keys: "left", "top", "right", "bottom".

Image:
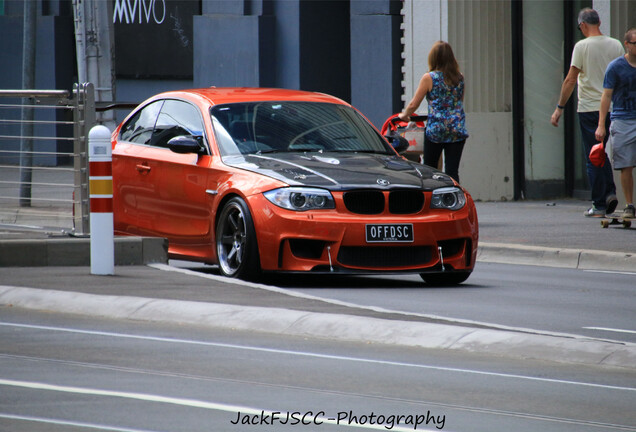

{"left": 0, "top": 83, "right": 95, "bottom": 235}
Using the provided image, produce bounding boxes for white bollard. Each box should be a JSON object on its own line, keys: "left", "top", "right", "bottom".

{"left": 88, "top": 125, "right": 114, "bottom": 275}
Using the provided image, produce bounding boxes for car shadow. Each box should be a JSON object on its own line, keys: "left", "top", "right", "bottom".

{"left": 260, "top": 273, "right": 484, "bottom": 290}
{"left": 181, "top": 265, "right": 483, "bottom": 290}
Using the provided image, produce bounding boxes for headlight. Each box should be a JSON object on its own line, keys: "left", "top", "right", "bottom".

{"left": 263, "top": 187, "right": 335, "bottom": 211}
{"left": 430, "top": 187, "right": 466, "bottom": 210}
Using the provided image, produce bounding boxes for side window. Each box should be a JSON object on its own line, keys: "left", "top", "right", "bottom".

{"left": 119, "top": 101, "right": 163, "bottom": 144}
{"left": 151, "top": 100, "right": 205, "bottom": 149}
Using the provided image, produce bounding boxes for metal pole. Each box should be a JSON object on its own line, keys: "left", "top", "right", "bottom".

{"left": 19, "top": 0, "right": 36, "bottom": 207}
{"left": 74, "top": 0, "right": 117, "bottom": 130}
{"left": 73, "top": 83, "right": 95, "bottom": 236}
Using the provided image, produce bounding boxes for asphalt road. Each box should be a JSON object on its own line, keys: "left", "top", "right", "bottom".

{"left": 173, "top": 261, "right": 636, "bottom": 344}
{"left": 286, "top": 264, "right": 636, "bottom": 343}
{"left": 1, "top": 308, "right": 635, "bottom": 432}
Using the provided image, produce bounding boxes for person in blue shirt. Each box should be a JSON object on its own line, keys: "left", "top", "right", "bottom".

{"left": 596, "top": 28, "right": 636, "bottom": 218}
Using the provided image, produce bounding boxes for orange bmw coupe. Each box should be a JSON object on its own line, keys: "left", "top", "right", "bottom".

{"left": 111, "top": 88, "right": 478, "bottom": 284}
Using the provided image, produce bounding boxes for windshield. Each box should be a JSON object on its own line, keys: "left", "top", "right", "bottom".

{"left": 210, "top": 102, "right": 391, "bottom": 156}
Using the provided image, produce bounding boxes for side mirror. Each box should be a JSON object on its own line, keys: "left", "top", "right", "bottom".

{"left": 167, "top": 135, "right": 205, "bottom": 155}
{"left": 385, "top": 134, "right": 410, "bottom": 154}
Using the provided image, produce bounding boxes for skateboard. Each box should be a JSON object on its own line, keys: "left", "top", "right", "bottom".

{"left": 600, "top": 214, "right": 634, "bottom": 228}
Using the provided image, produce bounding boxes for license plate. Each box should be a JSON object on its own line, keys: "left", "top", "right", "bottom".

{"left": 366, "top": 224, "right": 414, "bottom": 243}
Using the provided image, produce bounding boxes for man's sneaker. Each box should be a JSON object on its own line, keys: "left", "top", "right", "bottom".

{"left": 584, "top": 206, "right": 606, "bottom": 217}
{"left": 624, "top": 204, "right": 636, "bottom": 219}
{"left": 606, "top": 194, "right": 618, "bottom": 215}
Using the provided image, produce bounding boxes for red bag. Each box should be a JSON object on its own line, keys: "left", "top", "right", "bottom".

{"left": 589, "top": 142, "right": 606, "bottom": 167}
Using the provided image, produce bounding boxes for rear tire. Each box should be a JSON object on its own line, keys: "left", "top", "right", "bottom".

{"left": 420, "top": 272, "right": 471, "bottom": 286}
{"left": 216, "top": 197, "right": 261, "bottom": 280}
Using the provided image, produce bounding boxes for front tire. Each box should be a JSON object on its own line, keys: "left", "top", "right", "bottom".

{"left": 216, "top": 197, "right": 260, "bottom": 280}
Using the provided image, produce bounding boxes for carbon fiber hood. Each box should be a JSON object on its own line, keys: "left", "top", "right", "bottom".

{"left": 222, "top": 152, "right": 456, "bottom": 191}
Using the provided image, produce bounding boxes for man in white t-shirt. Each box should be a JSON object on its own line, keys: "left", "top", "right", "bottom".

{"left": 551, "top": 8, "right": 625, "bottom": 217}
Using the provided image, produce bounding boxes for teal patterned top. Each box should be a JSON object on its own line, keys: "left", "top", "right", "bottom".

{"left": 425, "top": 71, "right": 468, "bottom": 143}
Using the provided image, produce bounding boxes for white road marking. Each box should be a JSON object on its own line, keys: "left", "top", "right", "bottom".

{"left": 584, "top": 270, "right": 636, "bottom": 276}
{"left": 584, "top": 327, "right": 636, "bottom": 335}
{"left": 1, "top": 321, "right": 633, "bottom": 393}
{"left": 0, "top": 413, "right": 155, "bottom": 432}
{"left": 0, "top": 379, "right": 449, "bottom": 432}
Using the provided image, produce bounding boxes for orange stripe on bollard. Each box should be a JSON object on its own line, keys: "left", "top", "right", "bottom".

{"left": 89, "top": 178, "right": 113, "bottom": 196}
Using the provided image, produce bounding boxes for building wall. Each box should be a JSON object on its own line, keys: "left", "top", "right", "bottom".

{"left": 401, "top": 0, "right": 447, "bottom": 106}
{"left": 403, "top": 0, "right": 514, "bottom": 201}
{"left": 299, "top": 0, "right": 351, "bottom": 102}
{"left": 450, "top": 0, "right": 514, "bottom": 201}
{"left": 272, "top": 0, "right": 301, "bottom": 89}
{"left": 193, "top": 14, "right": 275, "bottom": 88}
{"left": 450, "top": 1, "right": 511, "bottom": 114}
{"left": 462, "top": 112, "right": 514, "bottom": 201}
{"left": 350, "top": 1, "right": 403, "bottom": 128}
{"left": 0, "top": 14, "right": 75, "bottom": 165}
{"left": 522, "top": 0, "right": 565, "bottom": 199}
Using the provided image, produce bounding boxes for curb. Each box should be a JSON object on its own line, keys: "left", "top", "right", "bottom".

{"left": 0, "top": 285, "right": 634, "bottom": 370}
{"left": 478, "top": 242, "right": 636, "bottom": 272}
{"left": 0, "top": 236, "right": 168, "bottom": 267}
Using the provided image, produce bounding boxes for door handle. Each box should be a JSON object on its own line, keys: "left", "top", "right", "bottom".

{"left": 135, "top": 163, "right": 151, "bottom": 173}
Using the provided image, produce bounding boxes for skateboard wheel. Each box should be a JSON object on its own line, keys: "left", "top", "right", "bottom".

{"left": 601, "top": 220, "right": 609, "bottom": 228}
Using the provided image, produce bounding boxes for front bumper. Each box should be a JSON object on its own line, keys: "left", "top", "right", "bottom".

{"left": 248, "top": 192, "right": 479, "bottom": 274}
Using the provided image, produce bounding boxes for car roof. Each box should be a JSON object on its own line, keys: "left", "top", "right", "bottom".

{"left": 154, "top": 87, "right": 350, "bottom": 107}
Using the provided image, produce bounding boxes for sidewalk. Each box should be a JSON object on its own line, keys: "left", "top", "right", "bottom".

{"left": 477, "top": 199, "right": 634, "bottom": 254}
{"left": 0, "top": 165, "right": 76, "bottom": 233}
{"left": 476, "top": 199, "right": 636, "bottom": 272}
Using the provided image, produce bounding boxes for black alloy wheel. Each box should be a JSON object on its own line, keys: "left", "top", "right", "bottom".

{"left": 216, "top": 197, "right": 260, "bottom": 280}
